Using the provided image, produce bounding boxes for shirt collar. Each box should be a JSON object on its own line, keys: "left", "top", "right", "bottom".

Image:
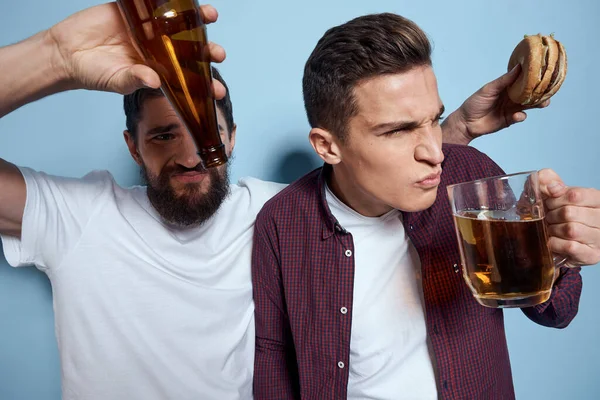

{"left": 317, "top": 164, "right": 348, "bottom": 239}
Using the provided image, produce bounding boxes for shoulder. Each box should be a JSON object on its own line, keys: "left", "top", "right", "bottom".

{"left": 235, "top": 176, "right": 287, "bottom": 200}
{"left": 441, "top": 144, "right": 506, "bottom": 184}
{"left": 442, "top": 143, "right": 494, "bottom": 163}
{"left": 18, "top": 167, "right": 121, "bottom": 198}
{"left": 19, "top": 167, "right": 116, "bottom": 185}
{"left": 255, "top": 168, "right": 322, "bottom": 227}
{"left": 220, "top": 177, "right": 287, "bottom": 220}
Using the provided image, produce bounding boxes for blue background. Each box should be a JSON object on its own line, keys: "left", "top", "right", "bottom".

{"left": 0, "top": 0, "right": 598, "bottom": 398}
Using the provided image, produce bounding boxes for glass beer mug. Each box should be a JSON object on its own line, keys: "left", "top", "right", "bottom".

{"left": 447, "top": 171, "right": 570, "bottom": 308}
{"left": 117, "top": 0, "right": 227, "bottom": 168}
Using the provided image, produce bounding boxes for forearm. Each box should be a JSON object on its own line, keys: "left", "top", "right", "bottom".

{"left": 0, "top": 30, "right": 72, "bottom": 118}
{"left": 521, "top": 266, "right": 583, "bottom": 328}
{"left": 441, "top": 111, "right": 472, "bottom": 146}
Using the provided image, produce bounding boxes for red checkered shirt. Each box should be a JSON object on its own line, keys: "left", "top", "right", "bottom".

{"left": 252, "top": 144, "right": 582, "bottom": 399}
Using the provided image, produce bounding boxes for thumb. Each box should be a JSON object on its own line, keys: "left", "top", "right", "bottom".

{"left": 115, "top": 64, "right": 161, "bottom": 94}
{"left": 482, "top": 64, "right": 521, "bottom": 96}
{"left": 538, "top": 168, "right": 567, "bottom": 198}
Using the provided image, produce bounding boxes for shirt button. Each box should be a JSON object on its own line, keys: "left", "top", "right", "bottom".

{"left": 410, "top": 225, "right": 414, "bottom": 230}
{"left": 340, "top": 307, "right": 348, "bottom": 314}
{"left": 337, "top": 361, "right": 345, "bottom": 369}
{"left": 344, "top": 249, "right": 352, "bottom": 257}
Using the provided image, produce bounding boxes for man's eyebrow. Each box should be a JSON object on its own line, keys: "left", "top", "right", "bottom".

{"left": 371, "top": 105, "right": 446, "bottom": 134}
{"left": 145, "top": 123, "right": 179, "bottom": 136}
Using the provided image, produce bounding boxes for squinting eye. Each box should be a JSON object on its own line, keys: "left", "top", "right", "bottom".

{"left": 382, "top": 128, "right": 408, "bottom": 137}
{"left": 154, "top": 133, "right": 175, "bottom": 141}
{"left": 433, "top": 115, "right": 444, "bottom": 125}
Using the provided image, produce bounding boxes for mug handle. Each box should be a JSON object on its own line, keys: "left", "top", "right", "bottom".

{"left": 553, "top": 255, "right": 568, "bottom": 268}
{"left": 551, "top": 254, "right": 581, "bottom": 284}
{"left": 551, "top": 255, "right": 567, "bottom": 284}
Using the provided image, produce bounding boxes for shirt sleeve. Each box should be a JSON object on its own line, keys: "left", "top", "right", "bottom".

{"left": 521, "top": 265, "right": 583, "bottom": 328}
{"left": 252, "top": 211, "right": 300, "bottom": 399}
{"left": 469, "top": 147, "right": 583, "bottom": 328}
{"left": 0, "top": 167, "right": 113, "bottom": 271}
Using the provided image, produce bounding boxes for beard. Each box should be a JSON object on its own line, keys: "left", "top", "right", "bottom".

{"left": 141, "top": 160, "right": 231, "bottom": 228}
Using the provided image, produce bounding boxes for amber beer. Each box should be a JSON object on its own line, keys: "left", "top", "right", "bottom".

{"left": 454, "top": 210, "right": 556, "bottom": 308}
{"left": 117, "top": 0, "right": 227, "bottom": 168}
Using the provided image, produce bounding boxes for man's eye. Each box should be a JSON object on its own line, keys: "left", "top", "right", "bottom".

{"left": 153, "top": 133, "right": 175, "bottom": 141}
{"left": 434, "top": 115, "right": 445, "bottom": 125}
{"left": 382, "top": 129, "right": 405, "bottom": 137}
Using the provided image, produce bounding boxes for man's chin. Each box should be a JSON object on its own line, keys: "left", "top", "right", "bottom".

{"left": 142, "top": 160, "right": 231, "bottom": 228}
{"left": 394, "top": 191, "right": 438, "bottom": 213}
{"left": 170, "top": 187, "right": 210, "bottom": 203}
{"left": 155, "top": 197, "right": 222, "bottom": 228}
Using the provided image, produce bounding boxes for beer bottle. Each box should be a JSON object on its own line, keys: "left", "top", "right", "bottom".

{"left": 117, "top": 0, "right": 227, "bottom": 168}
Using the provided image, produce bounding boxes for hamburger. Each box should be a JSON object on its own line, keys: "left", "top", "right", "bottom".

{"left": 507, "top": 33, "right": 568, "bottom": 106}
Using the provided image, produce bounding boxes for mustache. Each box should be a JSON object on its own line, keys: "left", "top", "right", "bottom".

{"left": 162, "top": 163, "right": 208, "bottom": 177}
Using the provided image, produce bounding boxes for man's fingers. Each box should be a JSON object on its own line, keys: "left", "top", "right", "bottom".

{"left": 548, "top": 236, "right": 600, "bottom": 266}
{"left": 547, "top": 222, "right": 600, "bottom": 246}
{"left": 546, "top": 205, "right": 600, "bottom": 229}
{"left": 483, "top": 64, "right": 521, "bottom": 95}
{"left": 208, "top": 42, "right": 226, "bottom": 63}
{"left": 545, "top": 187, "right": 600, "bottom": 211}
{"left": 212, "top": 80, "right": 226, "bottom": 100}
{"left": 530, "top": 99, "right": 551, "bottom": 109}
{"left": 200, "top": 5, "right": 218, "bottom": 24}
{"left": 511, "top": 111, "right": 527, "bottom": 124}
{"left": 537, "top": 168, "right": 567, "bottom": 199}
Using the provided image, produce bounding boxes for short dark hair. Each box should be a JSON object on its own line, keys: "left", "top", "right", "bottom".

{"left": 302, "top": 13, "right": 432, "bottom": 140}
{"left": 124, "top": 66, "right": 234, "bottom": 141}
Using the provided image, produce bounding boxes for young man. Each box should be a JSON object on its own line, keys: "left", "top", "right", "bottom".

{"left": 0, "top": 2, "right": 582, "bottom": 399}
{"left": 252, "top": 13, "right": 600, "bottom": 399}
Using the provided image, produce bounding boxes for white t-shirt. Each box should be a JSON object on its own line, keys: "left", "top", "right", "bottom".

{"left": 1, "top": 167, "right": 285, "bottom": 400}
{"left": 326, "top": 185, "right": 438, "bottom": 399}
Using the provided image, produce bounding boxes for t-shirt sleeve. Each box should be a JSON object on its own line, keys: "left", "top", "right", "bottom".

{"left": 237, "top": 177, "right": 287, "bottom": 214}
{"left": 1, "top": 167, "right": 114, "bottom": 270}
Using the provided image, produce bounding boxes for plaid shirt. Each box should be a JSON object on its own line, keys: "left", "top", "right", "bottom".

{"left": 252, "top": 144, "right": 582, "bottom": 400}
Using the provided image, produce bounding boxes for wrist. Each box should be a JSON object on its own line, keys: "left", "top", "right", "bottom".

{"left": 0, "top": 29, "right": 78, "bottom": 118}
{"left": 42, "top": 29, "right": 77, "bottom": 91}
{"left": 442, "top": 110, "right": 472, "bottom": 146}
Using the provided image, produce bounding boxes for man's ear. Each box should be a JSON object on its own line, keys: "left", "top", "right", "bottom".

{"left": 124, "top": 130, "right": 143, "bottom": 166}
{"left": 309, "top": 128, "right": 343, "bottom": 165}
{"left": 228, "top": 123, "right": 237, "bottom": 155}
